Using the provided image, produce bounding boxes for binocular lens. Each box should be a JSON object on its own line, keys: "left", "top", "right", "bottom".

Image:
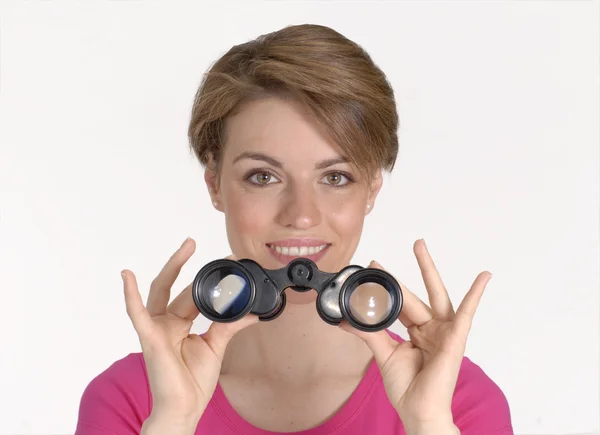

{"left": 347, "top": 282, "right": 393, "bottom": 325}
{"left": 201, "top": 268, "right": 252, "bottom": 318}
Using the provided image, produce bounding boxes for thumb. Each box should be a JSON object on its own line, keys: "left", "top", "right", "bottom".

{"left": 202, "top": 314, "right": 259, "bottom": 361}
{"left": 369, "top": 259, "right": 386, "bottom": 270}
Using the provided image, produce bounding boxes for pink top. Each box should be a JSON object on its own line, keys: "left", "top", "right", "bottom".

{"left": 75, "top": 330, "right": 513, "bottom": 435}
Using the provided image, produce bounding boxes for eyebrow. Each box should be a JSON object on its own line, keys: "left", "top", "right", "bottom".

{"left": 232, "top": 151, "right": 349, "bottom": 170}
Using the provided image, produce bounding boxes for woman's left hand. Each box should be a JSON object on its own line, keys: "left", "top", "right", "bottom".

{"left": 340, "top": 239, "right": 493, "bottom": 435}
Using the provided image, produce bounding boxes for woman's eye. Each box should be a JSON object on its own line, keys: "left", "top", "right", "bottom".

{"left": 248, "top": 172, "right": 279, "bottom": 186}
{"left": 321, "top": 172, "right": 350, "bottom": 186}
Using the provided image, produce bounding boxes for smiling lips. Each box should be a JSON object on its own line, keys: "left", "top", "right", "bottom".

{"left": 267, "top": 244, "right": 327, "bottom": 256}
{"left": 266, "top": 239, "right": 331, "bottom": 264}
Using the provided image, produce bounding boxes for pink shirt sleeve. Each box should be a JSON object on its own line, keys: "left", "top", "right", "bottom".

{"left": 452, "top": 356, "right": 513, "bottom": 435}
{"left": 75, "top": 353, "right": 150, "bottom": 434}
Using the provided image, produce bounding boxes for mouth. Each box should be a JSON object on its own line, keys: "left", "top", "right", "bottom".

{"left": 266, "top": 241, "right": 331, "bottom": 265}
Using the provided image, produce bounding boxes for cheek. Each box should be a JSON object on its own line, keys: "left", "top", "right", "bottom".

{"left": 222, "top": 188, "right": 275, "bottom": 252}
{"left": 325, "top": 196, "right": 366, "bottom": 238}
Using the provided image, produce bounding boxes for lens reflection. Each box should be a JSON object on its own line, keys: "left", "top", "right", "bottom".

{"left": 348, "top": 282, "right": 393, "bottom": 325}
{"left": 204, "top": 271, "right": 251, "bottom": 317}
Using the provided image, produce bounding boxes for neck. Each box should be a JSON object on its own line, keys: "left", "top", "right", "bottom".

{"left": 221, "top": 290, "right": 374, "bottom": 384}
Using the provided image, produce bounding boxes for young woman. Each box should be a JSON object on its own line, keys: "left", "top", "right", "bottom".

{"left": 76, "top": 24, "right": 513, "bottom": 435}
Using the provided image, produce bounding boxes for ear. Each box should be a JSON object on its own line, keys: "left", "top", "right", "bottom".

{"left": 204, "top": 164, "right": 223, "bottom": 212}
{"left": 366, "top": 170, "right": 383, "bottom": 215}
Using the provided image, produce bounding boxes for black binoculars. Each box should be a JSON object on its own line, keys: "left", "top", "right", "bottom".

{"left": 192, "top": 257, "right": 403, "bottom": 332}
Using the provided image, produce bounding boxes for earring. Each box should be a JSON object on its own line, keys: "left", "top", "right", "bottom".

{"left": 212, "top": 201, "right": 219, "bottom": 208}
{"left": 366, "top": 204, "right": 371, "bottom": 210}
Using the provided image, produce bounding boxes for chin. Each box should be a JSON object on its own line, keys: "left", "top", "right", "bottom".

{"left": 284, "top": 287, "right": 319, "bottom": 305}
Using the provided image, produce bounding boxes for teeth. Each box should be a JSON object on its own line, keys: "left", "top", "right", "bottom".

{"left": 269, "top": 244, "right": 328, "bottom": 256}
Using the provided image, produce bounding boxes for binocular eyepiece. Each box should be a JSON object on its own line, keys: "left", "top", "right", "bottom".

{"left": 192, "top": 258, "right": 403, "bottom": 332}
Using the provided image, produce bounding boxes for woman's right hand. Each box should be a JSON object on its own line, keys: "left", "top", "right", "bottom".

{"left": 121, "top": 237, "right": 258, "bottom": 430}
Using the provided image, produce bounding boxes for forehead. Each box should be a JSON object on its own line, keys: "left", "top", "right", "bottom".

{"left": 222, "top": 96, "right": 345, "bottom": 162}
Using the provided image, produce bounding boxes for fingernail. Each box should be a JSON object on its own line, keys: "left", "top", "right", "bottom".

{"left": 181, "top": 237, "right": 190, "bottom": 247}
{"left": 120, "top": 270, "right": 126, "bottom": 281}
{"left": 372, "top": 260, "right": 383, "bottom": 269}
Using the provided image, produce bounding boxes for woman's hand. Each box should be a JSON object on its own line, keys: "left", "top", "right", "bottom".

{"left": 121, "top": 237, "right": 258, "bottom": 429}
{"left": 340, "top": 239, "right": 492, "bottom": 435}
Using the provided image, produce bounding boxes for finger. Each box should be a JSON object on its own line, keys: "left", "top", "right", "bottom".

{"left": 338, "top": 320, "right": 398, "bottom": 367}
{"left": 202, "top": 313, "right": 259, "bottom": 361}
{"left": 122, "top": 270, "right": 154, "bottom": 341}
{"left": 454, "top": 271, "right": 492, "bottom": 335}
{"left": 167, "top": 283, "right": 197, "bottom": 320}
{"left": 147, "top": 237, "right": 196, "bottom": 317}
{"left": 371, "top": 260, "right": 433, "bottom": 327}
{"left": 168, "top": 253, "right": 239, "bottom": 320}
{"left": 413, "top": 239, "right": 455, "bottom": 320}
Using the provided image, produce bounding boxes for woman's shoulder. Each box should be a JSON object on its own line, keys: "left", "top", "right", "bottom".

{"left": 451, "top": 354, "right": 513, "bottom": 432}
{"left": 80, "top": 352, "right": 149, "bottom": 399}
{"left": 75, "top": 352, "right": 150, "bottom": 434}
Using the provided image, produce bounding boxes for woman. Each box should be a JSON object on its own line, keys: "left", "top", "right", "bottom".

{"left": 76, "top": 24, "right": 512, "bottom": 435}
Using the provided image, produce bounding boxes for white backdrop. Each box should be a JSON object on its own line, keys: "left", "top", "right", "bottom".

{"left": 0, "top": 1, "right": 598, "bottom": 434}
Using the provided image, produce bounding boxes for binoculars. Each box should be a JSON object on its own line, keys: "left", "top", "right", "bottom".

{"left": 192, "top": 257, "right": 403, "bottom": 332}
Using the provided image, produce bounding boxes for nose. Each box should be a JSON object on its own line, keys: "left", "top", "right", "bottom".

{"left": 276, "top": 183, "right": 322, "bottom": 230}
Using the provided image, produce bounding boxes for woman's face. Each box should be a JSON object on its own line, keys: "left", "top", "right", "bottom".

{"left": 206, "top": 96, "right": 383, "bottom": 304}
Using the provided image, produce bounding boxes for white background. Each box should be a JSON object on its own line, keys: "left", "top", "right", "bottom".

{"left": 0, "top": 1, "right": 598, "bottom": 434}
